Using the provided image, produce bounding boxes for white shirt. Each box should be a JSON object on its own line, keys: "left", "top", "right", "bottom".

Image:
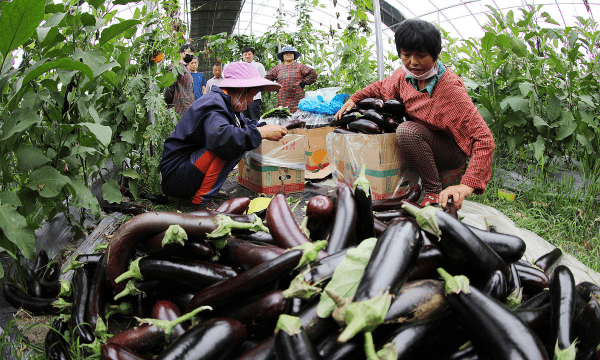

{"left": 206, "top": 77, "right": 224, "bottom": 92}
{"left": 248, "top": 60, "right": 266, "bottom": 101}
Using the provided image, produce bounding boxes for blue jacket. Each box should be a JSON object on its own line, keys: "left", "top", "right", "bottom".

{"left": 160, "top": 86, "right": 262, "bottom": 181}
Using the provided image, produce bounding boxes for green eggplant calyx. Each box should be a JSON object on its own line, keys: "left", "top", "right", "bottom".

{"left": 325, "top": 288, "right": 352, "bottom": 324}
{"left": 62, "top": 258, "right": 83, "bottom": 274}
{"left": 115, "top": 256, "right": 145, "bottom": 284}
{"left": 207, "top": 214, "right": 269, "bottom": 239}
{"left": 353, "top": 163, "right": 372, "bottom": 194}
{"left": 338, "top": 290, "right": 393, "bottom": 343}
{"left": 437, "top": 268, "right": 470, "bottom": 295}
{"left": 554, "top": 340, "right": 577, "bottom": 360}
{"left": 52, "top": 298, "right": 73, "bottom": 312}
{"left": 137, "top": 305, "right": 212, "bottom": 341}
{"left": 105, "top": 302, "right": 133, "bottom": 319}
{"left": 506, "top": 287, "right": 523, "bottom": 308}
{"left": 283, "top": 269, "right": 322, "bottom": 299}
{"left": 376, "top": 341, "right": 398, "bottom": 360}
{"left": 275, "top": 314, "right": 303, "bottom": 335}
{"left": 162, "top": 224, "right": 188, "bottom": 248}
{"left": 402, "top": 204, "right": 442, "bottom": 237}
{"left": 290, "top": 240, "right": 328, "bottom": 269}
{"left": 58, "top": 279, "right": 72, "bottom": 298}
{"left": 113, "top": 280, "right": 144, "bottom": 301}
{"left": 94, "top": 317, "right": 111, "bottom": 341}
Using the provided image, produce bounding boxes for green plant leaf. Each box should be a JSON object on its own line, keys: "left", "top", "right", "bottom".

{"left": 0, "top": 191, "right": 21, "bottom": 207}
{"left": 67, "top": 181, "right": 100, "bottom": 212}
{"left": 25, "top": 166, "right": 70, "bottom": 198}
{"left": 509, "top": 37, "right": 528, "bottom": 57}
{"left": 99, "top": 19, "right": 141, "bottom": 47}
{"left": 0, "top": 204, "right": 36, "bottom": 260}
{"left": 500, "top": 96, "right": 529, "bottom": 113}
{"left": 42, "top": 12, "right": 66, "bottom": 28}
{"left": 102, "top": 70, "right": 119, "bottom": 87}
{"left": 546, "top": 95, "right": 561, "bottom": 122}
{"left": 480, "top": 32, "right": 496, "bottom": 53}
{"left": 101, "top": 178, "right": 122, "bottom": 204}
{"left": 81, "top": 122, "right": 112, "bottom": 147}
{"left": 122, "top": 168, "right": 141, "bottom": 179}
{"left": 87, "top": 0, "right": 105, "bottom": 9}
{"left": 73, "top": 49, "right": 119, "bottom": 77}
{"left": 518, "top": 83, "right": 534, "bottom": 97}
{"left": 81, "top": 13, "right": 96, "bottom": 27}
{"left": 157, "top": 72, "right": 176, "bottom": 88}
{"left": 533, "top": 135, "right": 546, "bottom": 163}
{"left": 317, "top": 238, "right": 377, "bottom": 318}
{"left": 556, "top": 111, "right": 576, "bottom": 141}
{"left": 17, "top": 146, "right": 51, "bottom": 172}
{"left": 0, "top": 0, "right": 46, "bottom": 58}
{"left": 533, "top": 116, "right": 549, "bottom": 128}
{"left": 576, "top": 134, "right": 594, "bottom": 154}
{"left": 1, "top": 107, "right": 42, "bottom": 141}
{"left": 504, "top": 112, "right": 527, "bottom": 128}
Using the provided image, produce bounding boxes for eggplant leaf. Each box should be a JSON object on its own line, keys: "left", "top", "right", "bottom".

{"left": 317, "top": 237, "right": 377, "bottom": 318}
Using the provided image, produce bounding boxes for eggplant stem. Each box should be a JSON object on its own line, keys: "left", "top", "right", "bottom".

{"left": 364, "top": 332, "right": 380, "bottom": 360}
{"left": 137, "top": 305, "right": 212, "bottom": 341}
{"left": 105, "top": 302, "right": 132, "bottom": 319}
{"left": 292, "top": 240, "right": 327, "bottom": 269}
{"left": 61, "top": 259, "right": 83, "bottom": 274}
{"left": 114, "top": 256, "right": 145, "bottom": 284}
{"left": 353, "top": 163, "right": 371, "bottom": 195}
{"left": 206, "top": 215, "right": 268, "bottom": 239}
{"left": 437, "top": 268, "right": 471, "bottom": 295}
{"left": 113, "top": 280, "right": 144, "bottom": 301}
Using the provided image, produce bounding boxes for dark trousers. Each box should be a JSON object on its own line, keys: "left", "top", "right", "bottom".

{"left": 396, "top": 121, "right": 467, "bottom": 194}
{"left": 161, "top": 148, "right": 243, "bottom": 205}
{"left": 243, "top": 99, "right": 262, "bottom": 120}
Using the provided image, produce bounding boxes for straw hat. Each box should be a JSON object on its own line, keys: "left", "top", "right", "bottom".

{"left": 219, "top": 62, "right": 281, "bottom": 92}
{"left": 277, "top": 46, "right": 301, "bottom": 61}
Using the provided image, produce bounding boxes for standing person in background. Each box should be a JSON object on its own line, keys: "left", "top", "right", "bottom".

{"left": 169, "top": 44, "right": 196, "bottom": 117}
{"left": 265, "top": 46, "right": 317, "bottom": 113}
{"left": 335, "top": 19, "right": 495, "bottom": 210}
{"left": 241, "top": 47, "right": 266, "bottom": 120}
{"left": 188, "top": 56, "right": 207, "bottom": 101}
{"left": 204, "top": 62, "right": 225, "bottom": 94}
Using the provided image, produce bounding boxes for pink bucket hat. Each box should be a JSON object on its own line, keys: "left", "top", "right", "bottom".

{"left": 219, "top": 62, "right": 281, "bottom": 92}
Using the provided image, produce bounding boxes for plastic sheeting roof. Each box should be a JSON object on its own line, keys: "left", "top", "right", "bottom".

{"left": 229, "top": 0, "right": 598, "bottom": 42}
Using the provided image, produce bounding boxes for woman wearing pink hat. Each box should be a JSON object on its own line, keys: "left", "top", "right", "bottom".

{"left": 160, "top": 62, "right": 288, "bottom": 210}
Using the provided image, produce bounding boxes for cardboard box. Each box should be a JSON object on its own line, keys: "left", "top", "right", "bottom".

{"left": 326, "top": 132, "right": 419, "bottom": 200}
{"left": 288, "top": 126, "right": 335, "bottom": 172}
{"left": 326, "top": 132, "right": 467, "bottom": 199}
{"left": 238, "top": 134, "right": 305, "bottom": 195}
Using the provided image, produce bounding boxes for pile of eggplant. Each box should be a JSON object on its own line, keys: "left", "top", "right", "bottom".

{"left": 330, "top": 98, "right": 406, "bottom": 135}
{"left": 5, "top": 170, "right": 600, "bottom": 360}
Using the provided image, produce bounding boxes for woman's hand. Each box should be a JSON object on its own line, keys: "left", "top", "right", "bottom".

{"left": 334, "top": 98, "right": 356, "bottom": 121}
{"left": 258, "top": 124, "right": 288, "bottom": 141}
{"left": 439, "top": 184, "right": 474, "bottom": 210}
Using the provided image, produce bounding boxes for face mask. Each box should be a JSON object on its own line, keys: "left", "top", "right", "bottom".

{"left": 401, "top": 62, "right": 437, "bottom": 80}
{"left": 183, "top": 54, "right": 193, "bottom": 63}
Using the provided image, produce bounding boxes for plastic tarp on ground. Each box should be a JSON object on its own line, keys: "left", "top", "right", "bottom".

{"left": 460, "top": 200, "right": 600, "bottom": 285}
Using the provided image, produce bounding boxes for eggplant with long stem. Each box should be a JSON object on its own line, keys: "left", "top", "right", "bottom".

{"left": 333, "top": 218, "right": 423, "bottom": 343}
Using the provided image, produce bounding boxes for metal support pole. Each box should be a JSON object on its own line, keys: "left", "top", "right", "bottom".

{"left": 278, "top": 0, "right": 283, "bottom": 53}
{"left": 372, "top": 0, "right": 384, "bottom": 80}
{"left": 250, "top": 0, "right": 254, "bottom": 35}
